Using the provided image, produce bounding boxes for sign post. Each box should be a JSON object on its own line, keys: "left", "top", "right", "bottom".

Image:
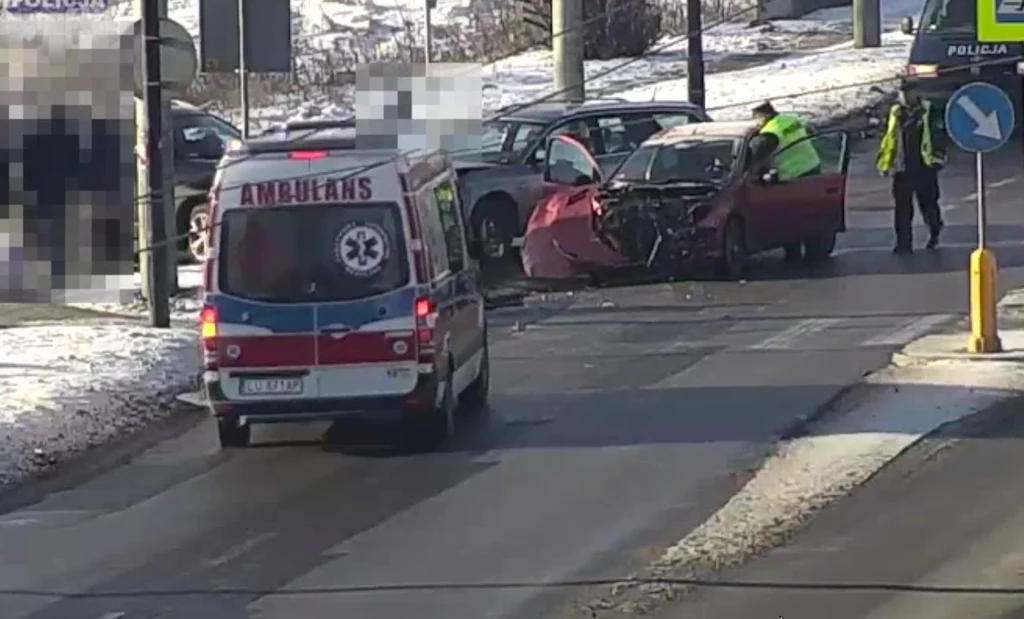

{"left": 945, "top": 82, "right": 1015, "bottom": 353}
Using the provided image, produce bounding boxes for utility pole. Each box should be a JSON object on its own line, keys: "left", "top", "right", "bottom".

{"left": 141, "top": 0, "right": 170, "bottom": 327}
{"left": 853, "top": 0, "right": 881, "bottom": 48}
{"left": 134, "top": 0, "right": 177, "bottom": 306}
{"left": 238, "top": 0, "right": 250, "bottom": 137}
{"left": 425, "top": 0, "right": 435, "bottom": 64}
{"left": 552, "top": 0, "right": 584, "bottom": 102}
{"left": 686, "top": 0, "right": 706, "bottom": 108}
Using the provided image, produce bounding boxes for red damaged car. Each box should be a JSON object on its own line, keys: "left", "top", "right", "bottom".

{"left": 521, "top": 120, "right": 851, "bottom": 281}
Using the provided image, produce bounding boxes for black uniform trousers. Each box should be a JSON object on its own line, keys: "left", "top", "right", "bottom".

{"left": 892, "top": 166, "right": 942, "bottom": 249}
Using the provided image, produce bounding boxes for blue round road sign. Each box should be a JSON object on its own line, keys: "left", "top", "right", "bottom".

{"left": 945, "top": 82, "right": 1015, "bottom": 153}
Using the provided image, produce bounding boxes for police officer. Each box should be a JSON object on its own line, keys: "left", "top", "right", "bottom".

{"left": 876, "top": 80, "right": 947, "bottom": 254}
{"left": 749, "top": 101, "right": 822, "bottom": 180}
{"left": 749, "top": 101, "right": 822, "bottom": 261}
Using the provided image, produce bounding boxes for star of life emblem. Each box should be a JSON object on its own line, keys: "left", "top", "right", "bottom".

{"left": 334, "top": 222, "right": 390, "bottom": 277}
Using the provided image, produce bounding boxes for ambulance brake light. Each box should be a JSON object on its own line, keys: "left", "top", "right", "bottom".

{"left": 289, "top": 150, "right": 328, "bottom": 160}
{"left": 415, "top": 297, "right": 433, "bottom": 318}
{"left": 414, "top": 296, "right": 437, "bottom": 363}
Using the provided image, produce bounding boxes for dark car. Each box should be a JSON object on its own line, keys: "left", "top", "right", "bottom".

{"left": 454, "top": 98, "right": 711, "bottom": 264}
{"left": 167, "top": 101, "right": 243, "bottom": 262}
{"left": 901, "top": 0, "right": 1024, "bottom": 116}
{"left": 521, "top": 121, "right": 851, "bottom": 281}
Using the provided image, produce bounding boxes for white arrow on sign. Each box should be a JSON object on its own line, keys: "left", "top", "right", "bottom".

{"left": 957, "top": 95, "right": 1003, "bottom": 140}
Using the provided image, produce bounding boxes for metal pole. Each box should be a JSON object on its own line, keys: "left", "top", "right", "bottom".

{"left": 552, "top": 0, "right": 585, "bottom": 102}
{"left": 142, "top": 0, "right": 170, "bottom": 327}
{"left": 238, "top": 0, "right": 250, "bottom": 138}
{"left": 977, "top": 151, "right": 986, "bottom": 247}
{"left": 424, "top": 0, "right": 433, "bottom": 65}
{"left": 686, "top": 0, "right": 706, "bottom": 109}
{"left": 853, "top": 0, "right": 881, "bottom": 48}
{"left": 967, "top": 148, "right": 1000, "bottom": 353}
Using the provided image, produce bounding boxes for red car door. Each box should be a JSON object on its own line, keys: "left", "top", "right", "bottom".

{"left": 521, "top": 135, "right": 626, "bottom": 278}
{"left": 741, "top": 129, "right": 850, "bottom": 250}
{"left": 801, "top": 130, "right": 850, "bottom": 236}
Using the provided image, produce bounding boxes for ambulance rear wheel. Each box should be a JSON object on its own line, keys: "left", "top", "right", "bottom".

{"left": 459, "top": 340, "right": 490, "bottom": 414}
{"left": 399, "top": 374, "right": 456, "bottom": 452}
{"left": 217, "top": 417, "right": 251, "bottom": 448}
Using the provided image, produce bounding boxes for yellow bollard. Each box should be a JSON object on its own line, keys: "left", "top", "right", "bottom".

{"left": 967, "top": 248, "right": 1002, "bottom": 353}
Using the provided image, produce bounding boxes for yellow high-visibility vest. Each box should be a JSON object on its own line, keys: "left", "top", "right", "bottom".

{"left": 759, "top": 114, "right": 821, "bottom": 180}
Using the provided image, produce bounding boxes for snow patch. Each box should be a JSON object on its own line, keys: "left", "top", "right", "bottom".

{"left": 590, "top": 358, "right": 1024, "bottom": 615}
{"left": 620, "top": 32, "right": 914, "bottom": 124}
{"left": 0, "top": 324, "right": 199, "bottom": 489}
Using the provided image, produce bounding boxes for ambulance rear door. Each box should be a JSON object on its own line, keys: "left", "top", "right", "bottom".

{"left": 305, "top": 153, "right": 420, "bottom": 399}
{"left": 206, "top": 155, "right": 319, "bottom": 403}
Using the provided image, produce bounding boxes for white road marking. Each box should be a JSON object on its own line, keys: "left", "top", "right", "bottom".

{"left": 834, "top": 239, "right": 1024, "bottom": 257}
{"left": 205, "top": 532, "right": 276, "bottom": 567}
{"left": 749, "top": 318, "right": 841, "bottom": 350}
{"left": 0, "top": 518, "right": 38, "bottom": 527}
{"left": 862, "top": 314, "right": 955, "bottom": 347}
{"left": 97, "top": 612, "right": 125, "bottom": 619}
{"left": 654, "top": 337, "right": 713, "bottom": 353}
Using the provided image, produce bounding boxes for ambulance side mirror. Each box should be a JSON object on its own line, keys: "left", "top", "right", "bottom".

{"left": 900, "top": 16, "right": 914, "bottom": 35}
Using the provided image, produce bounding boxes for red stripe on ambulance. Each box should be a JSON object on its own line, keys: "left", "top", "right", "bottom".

{"left": 317, "top": 332, "right": 416, "bottom": 365}
{"left": 217, "top": 335, "right": 316, "bottom": 368}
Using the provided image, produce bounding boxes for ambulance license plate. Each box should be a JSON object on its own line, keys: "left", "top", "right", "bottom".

{"left": 239, "top": 377, "right": 303, "bottom": 396}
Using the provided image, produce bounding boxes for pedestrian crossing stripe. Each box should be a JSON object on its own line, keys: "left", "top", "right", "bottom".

{"left": 492, "top": 314, "right": 959, "bottom": 357}
{"left": 980, "top": 0, "right": 1024, "bottom": 40}
{"left": 732, "top": 314, "right": 957, "bottom": 351}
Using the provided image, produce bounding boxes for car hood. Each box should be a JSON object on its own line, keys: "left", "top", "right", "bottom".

{"left": 452, "top": 159, "right": 499, "bottom": 172}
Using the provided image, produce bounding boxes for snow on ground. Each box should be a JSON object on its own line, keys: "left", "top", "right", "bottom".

{"left": 617, "top": 31, "right": 914, "bottom": 125}
{"left": 103, "top": 0, "right": 919, "bottom": 124}
{"left": 0, "top": 324, "right": 197, "bottom": 489}
{"left": 132, "top": 0, "right": 873, "bottom": 123}
{"left": 591, "top": 356, "right": 1024, "bottom": 614}
{"left": 478, "top": 19, "right": 850, "bottom": 112}
{"left": 66, "top": 264, "right": 205, "bottom": 322}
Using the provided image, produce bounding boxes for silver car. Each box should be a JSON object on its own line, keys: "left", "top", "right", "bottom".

{"left": 455, "top": 99, "right": 710, "bottom": 264}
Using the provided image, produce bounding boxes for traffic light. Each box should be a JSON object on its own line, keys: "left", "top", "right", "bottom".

{"left": 427, "top": 0, "right": 436, "bottom": 8}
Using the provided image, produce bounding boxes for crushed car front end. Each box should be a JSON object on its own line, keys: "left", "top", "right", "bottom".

{"left": 591, "top": 181, "right": 727, "bottom": 274}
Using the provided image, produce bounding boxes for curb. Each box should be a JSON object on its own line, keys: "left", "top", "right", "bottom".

{"left": 0, "top": 381, "right": 204, "bottom": 516}
{"left": 891, "top": 310, "right": 1024, "bottom": 366}
{"left": 773, "top": 379, "right": 864, "bottom": 442}
{"left": 893, "top": 350, "right": 1024, "bottom": 366}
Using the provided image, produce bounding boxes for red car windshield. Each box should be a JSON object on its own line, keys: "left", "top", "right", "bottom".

{"left": 614, "top": 138, "right": 740, "bottom": 184}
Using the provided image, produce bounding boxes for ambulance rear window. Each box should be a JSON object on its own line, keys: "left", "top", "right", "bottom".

{"left": 218, "top": 203, "right": 409, "bottom": 303}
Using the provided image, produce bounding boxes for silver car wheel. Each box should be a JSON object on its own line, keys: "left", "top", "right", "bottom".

{"left": 188, "top": 208, "right": 209, "bottom": 262}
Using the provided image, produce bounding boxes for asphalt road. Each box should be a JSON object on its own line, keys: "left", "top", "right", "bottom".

{"left": 642, "top": 394, "right": 1024, "bottom": 619}
{"left": 1, "top": 137, "right": 1023, "bottom": 619}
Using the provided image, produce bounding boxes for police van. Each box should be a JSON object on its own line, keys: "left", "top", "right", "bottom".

{"left": 902, "top": 0, "right": 1024, "bottom": 114}
{"left": 199, "top": 120, "right": 490, "bottom": 450}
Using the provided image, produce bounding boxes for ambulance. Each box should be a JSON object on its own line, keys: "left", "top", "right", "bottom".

{"left": 198, "top": 120, "right": 490, "bottom": 450}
